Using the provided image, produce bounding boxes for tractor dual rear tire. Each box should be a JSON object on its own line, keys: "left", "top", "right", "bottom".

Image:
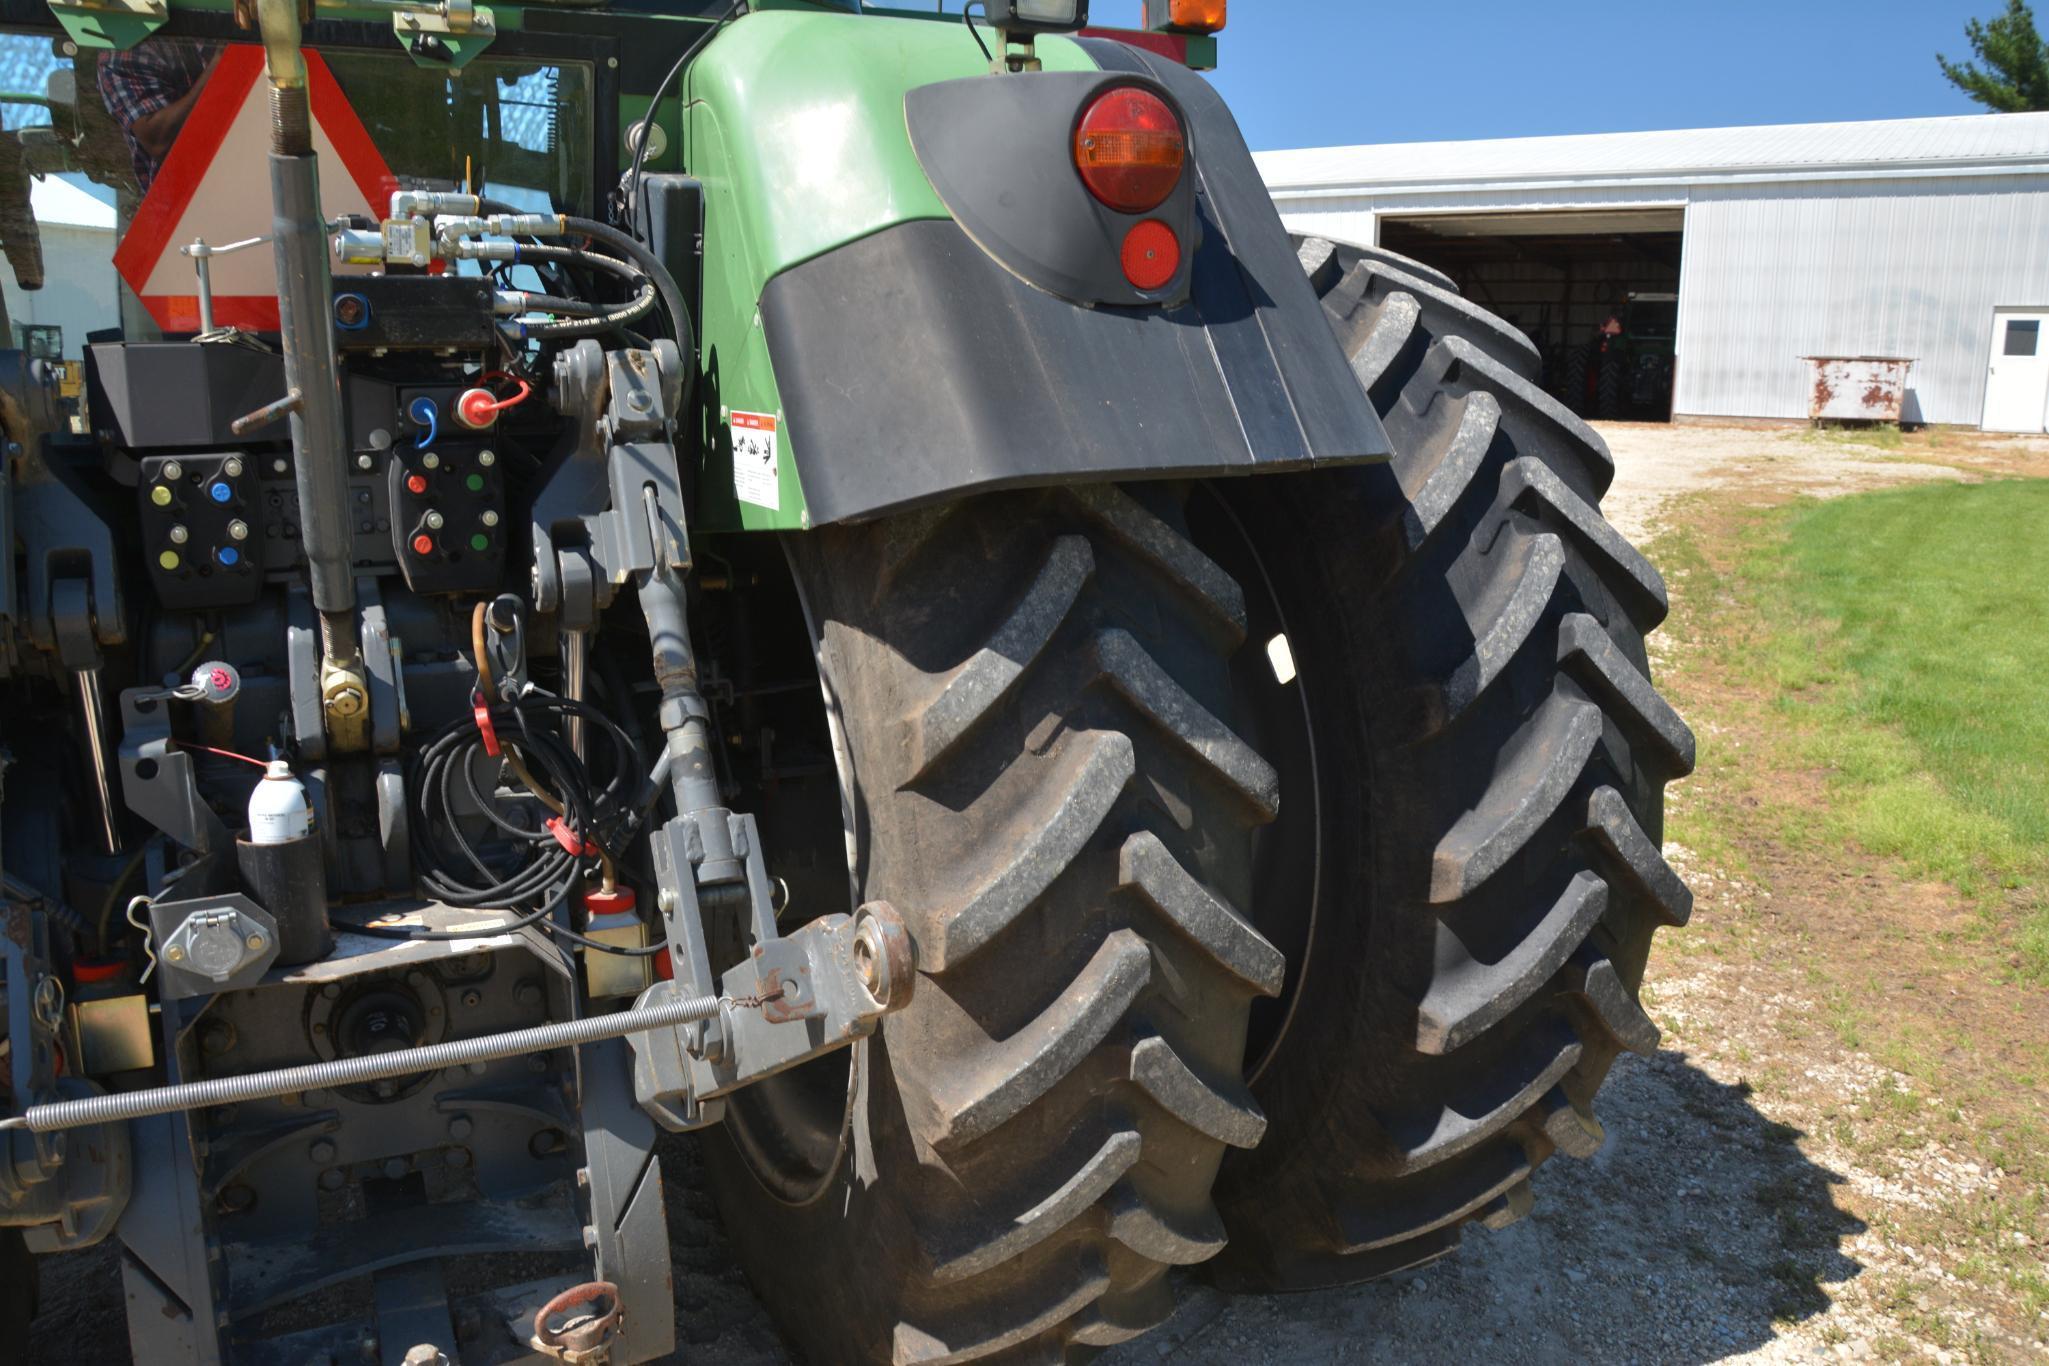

{"left": 703, "top": 488, "right": 1283, "bottom": 1362}
{"left": 1200, "top": 238, "right": 1695, "bottom": 1290}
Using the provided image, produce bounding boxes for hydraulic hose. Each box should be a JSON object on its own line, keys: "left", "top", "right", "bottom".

{"left": 495, "top": 291, "right": 603, "bottom": 319}
{"left": 1, "top": 992, "right": 722, "bottom": 1134}
{"left": 474, "top": 200, "right": 689, "bottom": 349}
{"left": 561, "top": 216, "right": 690, "bottom": 357}
{"left": 512, "top": 285, "right": 657, "bottom": 341}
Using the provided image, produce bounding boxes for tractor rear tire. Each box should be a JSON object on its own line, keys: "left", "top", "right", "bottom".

{"left": 1562, "top": 343, "right": 1591, "bottom": 416}
{"left": 1597, "top": 349, "right": 1626, "bottom": 419}
{"left": 1201, "top": 238, "right": 1695, "bottom": 1290}
{"left": 701, "top": 489, "right": 1282, "bottom": 1361}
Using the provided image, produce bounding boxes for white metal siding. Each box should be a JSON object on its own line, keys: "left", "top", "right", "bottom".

{"left": 1675, "top": 176, "right": 2049, "bottom": 424}
{"left": 1257, "top": 112, "right": 2049, "bottom": 194}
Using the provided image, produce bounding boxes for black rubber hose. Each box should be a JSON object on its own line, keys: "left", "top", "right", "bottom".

{"left": 476, "top": 199, "right": 688, "bottom": 348}
{"left": 513, "top": 285, "right": 657, "bottom": 340}
{"left": 563, "top": 217, "right": 694, "bottom": 393}
{"left": 501, "top": 292, "right": 603, "bottom": 318}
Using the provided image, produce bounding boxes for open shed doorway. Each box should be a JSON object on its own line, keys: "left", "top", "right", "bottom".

{"left": 1378, "top": 209, "right": 1684, "bottom": 421}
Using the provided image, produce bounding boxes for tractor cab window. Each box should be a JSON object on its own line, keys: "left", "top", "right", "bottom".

{"left": 0, "top": 28, "right": 590, "bottom": 358}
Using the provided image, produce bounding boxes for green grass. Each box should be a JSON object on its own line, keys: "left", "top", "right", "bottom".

{"left": 1778, "top": 480, "right": 2049, "bottom": 979}
{"left": 1660, "top": 478, "right": 2049, "bottom": 982}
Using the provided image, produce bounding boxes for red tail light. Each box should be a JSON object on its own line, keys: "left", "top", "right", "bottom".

{"left": 1075, "top": 86, "right": 1185, "bottom": 214}
{"left": 1121, "top": 220, "right": 1180, "bottom": 291}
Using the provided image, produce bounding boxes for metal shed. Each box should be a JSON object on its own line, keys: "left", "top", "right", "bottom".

{"left": 1257, "top": 112, "right": 2049, "bottom": 429}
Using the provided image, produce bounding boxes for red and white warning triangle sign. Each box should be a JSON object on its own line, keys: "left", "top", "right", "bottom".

{"left": 114, "top": 45, "right": 399, "bottom": 333}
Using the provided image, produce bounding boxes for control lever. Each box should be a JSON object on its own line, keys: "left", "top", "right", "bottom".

{"left": 178, "top": 234, "right": 270, "bottom": 339}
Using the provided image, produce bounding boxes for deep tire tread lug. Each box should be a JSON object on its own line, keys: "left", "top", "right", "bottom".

{"left": 1129, "top": 1031, "right": 1267, "bottom": 1149}
{"left": 1584, "top": 785, "right": 1693, "bottom": 927}
{"left": 1118, "top": 831, "right": 1284, "bottom": 997}
{"left": 1414, "top": 870, "right": 1609, "bottom": 1055}
{"left": 903, "top": 535, "right": 1095, "bottom": 782}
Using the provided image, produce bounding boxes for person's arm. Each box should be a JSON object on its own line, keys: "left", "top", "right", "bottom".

{"left": 126, "top": 74, "right": 207, "bottom": 160}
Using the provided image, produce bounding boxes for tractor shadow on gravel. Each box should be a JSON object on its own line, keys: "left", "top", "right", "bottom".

{"left": 1104, "top": 1046, "right": 1867, "bottom": 1365}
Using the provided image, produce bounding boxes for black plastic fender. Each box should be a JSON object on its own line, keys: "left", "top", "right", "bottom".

{"left": 758, "top": 39, "right": 1387, "bottom": 526}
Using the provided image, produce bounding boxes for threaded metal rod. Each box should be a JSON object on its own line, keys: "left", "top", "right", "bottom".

{"left": 4, "top": 994, "right": 721, "bottom": 1134}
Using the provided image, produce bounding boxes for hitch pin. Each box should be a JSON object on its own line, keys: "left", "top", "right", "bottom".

{"left": 231, "top": 388, "right": 305, "bottom": 437}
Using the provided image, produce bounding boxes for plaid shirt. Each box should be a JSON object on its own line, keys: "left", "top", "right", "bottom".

{"left": 97, "top": 41, "right": 216, "bottom": 192}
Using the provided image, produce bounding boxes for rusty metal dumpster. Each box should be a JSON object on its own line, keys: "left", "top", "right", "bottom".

{"left": 1802, "top": 355, "right": 1915, "bottom": 422}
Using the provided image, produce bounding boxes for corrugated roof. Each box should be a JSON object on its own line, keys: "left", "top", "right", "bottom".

{"left": 1257, "top": 112, "right": 2049, "bottom": 193}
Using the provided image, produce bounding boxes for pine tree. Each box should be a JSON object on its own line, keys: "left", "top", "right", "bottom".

{"left": 1940, "top": 1, "right": 2049, "bottom": 112}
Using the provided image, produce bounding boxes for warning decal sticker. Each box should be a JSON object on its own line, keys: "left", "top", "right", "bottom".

{"left": 732, "top": 411, "right": 781, "bottom": 511}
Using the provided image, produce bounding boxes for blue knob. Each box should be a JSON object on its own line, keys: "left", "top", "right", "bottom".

{"left": 208, "top": 481, "right": 232, "bottom": 504}
{"left": 217, "top": 546, "right": 240, "bottom": 567}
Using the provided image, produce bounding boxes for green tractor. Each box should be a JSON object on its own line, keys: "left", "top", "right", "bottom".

{"left": 0, "top": 1, "right": 1690, "bottom": 1360}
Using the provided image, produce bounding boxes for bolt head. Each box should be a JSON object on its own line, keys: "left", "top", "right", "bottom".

{"left": 477, "top": 449, "right": 495, "bottom": 467}
{"left": 224, "top": 457, "right": 244, "bottom": 477}
{"left": 309, "top": 1139, "right": 337, "bottom": 1164}
{"left": 162, "top": 460, "right": 183, "bottom": 481}
{"left": 228, "top": 520, "right": 249, "bottom": 541}
{"left": 425, "top": 511, "right": 445, "bottom": 530}
{"left": 319, "top": 1167, "right": 346, "bottom": 1191}
{"left": 357, "top": 453, "right": 374, "bottom": 470}
{"left": 422, "top": 452, "right": 441, "bottom": 469}
{"left": 169, "top": 524, "right": 189, "bottom": 544}
{"left": 245, "top": 932, "right": 266, "bottom": 951}
{"left": 481, "top": 510, "right": 499, "bottom": 527}
{"left": 165, "top": 945, "right": 186, "bottom": 963}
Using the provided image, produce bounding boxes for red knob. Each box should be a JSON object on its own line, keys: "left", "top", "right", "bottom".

{"left": 455, "top": 387, "right": 499, "bottom": 430}
{"left": 406, "top": 473, "right": 429, "bottom": 495}
{"left": 412, "top": 533, "right": 435, "bottom": 556}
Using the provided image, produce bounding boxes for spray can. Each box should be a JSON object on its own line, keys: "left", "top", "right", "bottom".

{"left": 247, "top": 760, "right": 312, "bottom": 842}
{"left": 236, "top": 759, "right": 331, "bottom": 965}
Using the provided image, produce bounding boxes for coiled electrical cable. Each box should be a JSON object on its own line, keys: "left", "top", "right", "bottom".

{"left": 404, "top": 691, "right": 643, "bottom": 917}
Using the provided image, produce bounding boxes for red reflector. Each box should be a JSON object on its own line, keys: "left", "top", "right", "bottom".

{"left": 1121, "top": 220, "right": 1180, "bottom": 291}
{"left": 1075, "top": 86, "right": 1185, "bottom": 214}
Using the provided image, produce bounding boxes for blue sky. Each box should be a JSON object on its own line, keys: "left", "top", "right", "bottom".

{"left": 1094, "top": 1, "right": 2013, "bottom": 151}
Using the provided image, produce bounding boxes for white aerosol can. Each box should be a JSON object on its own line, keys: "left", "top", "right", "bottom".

{"left": 247, "top": 760, "right": 312, "bottom": 844}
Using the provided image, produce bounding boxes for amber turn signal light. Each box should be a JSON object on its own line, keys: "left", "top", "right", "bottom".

{"left": 1144, "top": 0, "right": 1226, "bottom": 34}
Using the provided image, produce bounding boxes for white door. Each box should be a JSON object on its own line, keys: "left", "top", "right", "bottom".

{"left": 1983, "top": 309, "right": 2049, "bottom": 433}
